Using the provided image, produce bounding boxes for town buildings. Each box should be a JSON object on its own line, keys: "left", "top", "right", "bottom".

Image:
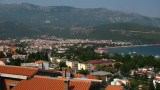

{"left": 0, "top": 65, "right": 102, "bottom": 90}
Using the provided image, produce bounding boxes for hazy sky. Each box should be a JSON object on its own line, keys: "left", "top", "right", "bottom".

{"left": 1, "top": 0, "right": 160, "bottom": 18}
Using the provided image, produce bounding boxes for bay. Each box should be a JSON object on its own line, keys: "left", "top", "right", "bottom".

{"left": 103, "top": 45, "right": 160, "bottom": 56}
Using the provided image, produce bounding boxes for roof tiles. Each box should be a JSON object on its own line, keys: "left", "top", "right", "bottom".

{"left": 74, "top": 74, "right": 84, "bottom": 78}
{"left": 12, "top": 76, "right": 91, "bottom": 90}
{"left": 0, "top": 58, "right": 6, "bottom": 62}
{"left": 85, "top": 74, "right": 98, "bottom": 79}
{"left": 105, "top": 85, "right": 122, "bottom": 90}
{"left": 87, "top": 60, "right": 111, "bottom": 64}
{"left": 0, "top": 65, "right": 38, "bottom": 76}
{"left": 154, "top": 78, "right": 160, "bottom": 80}
{"left": 35, "top": 60, "right": 47, "bottom": 63}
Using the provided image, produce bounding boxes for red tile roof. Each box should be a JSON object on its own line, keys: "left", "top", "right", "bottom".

{"left": 74, "top": 74, "right": 84, "bottom": 78}
{"left": 0, "top": 65, "right": 38, "bottom": 76}
{"left": 154, "top": 78, "right": 160, "bottom": 80}
{"left": 35, "top": 60, "right": 47, "bottom": 63}
{"left": 118, "top": 81, "right": 124, "bottom": 85}
{"left": 112, "top": 62, "right": 123, "bottom": 67}
{"left": 49, "top": 68, "right": 60, "bottom": 71}
{"left": 105, "top": 85, "right": 122, "bottom": 90}
{"left": 87, "top": 60, "right": 111, "bottom": 64}
{"left": 85, "top": 74, "right": 98, "bottom": 79}
{"left": 12, "top": 75, "right": 91, "bottom": 90}
{"left": 143, "top": 66, "right": 153, "bottom": 68}
{"left": 0, "top": 58, "right": 6, "bottom": 62}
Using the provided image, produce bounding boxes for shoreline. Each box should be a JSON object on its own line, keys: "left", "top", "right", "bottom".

{"left": 98, "top": 44, "right": 160, "bottom": 50}
{"left": 99, "top": 44, "right": 160, "bottom": 56}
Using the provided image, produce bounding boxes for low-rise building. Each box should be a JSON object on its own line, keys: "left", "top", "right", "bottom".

{"left": 21, "top": 60, "right": 49, "bottom": 70}
{"left": 111, "top": 78, "right": 130, "bottom": 86}
{"left": 49, "top": 57, "right": 58, "bottom": 63}
{"left": 12, "top": 54, "right": 28, "bottom": 60}
{"left": 153, "top": 77, "right": 160, "bottom": 88}
{"left": 57, "top": 48, "right": 68, "bottom": 53}
{"left": 138, "top": 66, "right": 154, "bottom": 72}
{"left": 66, "top": 61, "right": 78, "bottom": 70}
{"left": 105, "top": 85, "right": 123, "bottom": 90}
{"left": 90, "top": 71, "right": 112, "bottom": 76}
{"left": 56, "top": 58, "right": 68, "bottom": 64}
{"left": 78, "top": 63, "right": 92, "bottom": 70}
{"left": 0, "top": 65, "right": 102, "bottom": 90}
{"left": 0, "top": 65, "right": 39, "bottom": 90}
{"left": 0, "top": 58, "right": 7, "bottom": 65}
{"left": 87, "top": 59, "right": 112, "bottom": 66}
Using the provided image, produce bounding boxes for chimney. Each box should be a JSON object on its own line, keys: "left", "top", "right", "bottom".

{"left": 139, "top": 85, "right": 142, "bottom": 90}
{"left": 64, "top": 80, "right": 70, "bottom": 90}
{"left": 62, "top": 68, "right": 67, "bottom": 78}
{"left": 75, "top": 69, "right": 77, "bottom": 74}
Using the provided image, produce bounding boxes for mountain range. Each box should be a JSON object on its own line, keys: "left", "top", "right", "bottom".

{"left": 0, "top": 3, "right": 160, "bottom": 44}
{"left": 1, "top": 3, "right": 160, "bottom": 27}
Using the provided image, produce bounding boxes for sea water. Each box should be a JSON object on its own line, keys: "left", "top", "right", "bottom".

{"left": 103, "top": 45, "right": 160, "bottom": 56}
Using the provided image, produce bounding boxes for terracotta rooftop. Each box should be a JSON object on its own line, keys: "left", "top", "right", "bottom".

{"left": 0, "top": 65, "right": 38, "bottom": 76}
{"left": 85, "top": 74, "right": 98, "bottom": 80}
{"left": 74, "top": 74, "right": 84, "bottom": 78}
{"left": 12, "top": 75, "right": 91, "bottom": 90}
{"left": 154, "top": 78, "right": 160, "bottom": 80}
{"left": 35, "top": 60, "right": 47, "bottom": 63}
{"left": 143, "top": 66, "right": 153, "bottom": 68}
{"left": 118, "top": 81, "right": 124, "bottom": 85}
{"left": 0, "top": 58, "right": 6, "bottom": 62}
{"left": 49, "top": 68, "right": 60, "bottom": 71}
{"left": 105, "top": 85, "right": 122, "bottom": 90}
{"left": 113, "top": 62, "right": 123, "bottom": 64}
{"left": 87, "top": 60, "right": 111, "bottom": 64}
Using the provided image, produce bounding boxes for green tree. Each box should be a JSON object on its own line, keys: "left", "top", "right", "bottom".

{"left": 123, "top": 54, "right": 131, "bottom": 62}
{"left": 120, "top": 64, "right": 130, "bottom": 76}
{"left": 0, "top": 52, "right": 5, "bottom": 58}
{"left": 130, "top": 80, "right": 137, "bottom": 88}
{"left": 149, "top": 81, "right": 155, "bottom": 90}
{"left": 112, "top": 53, "right": 123, "bottom": 62}
{"left": 78, "top": 69, "right": 89, "bottom": 75}
{"left": 44, "top": 52, "right": 49, "bottom": 61}
{"left": 9, "top": 59, "right": 23, "bottom": 66}
{"left": 25, "top": 59, "right": 35, "bottom": 63}
{"left": 96, "top": 65, "right": 105, "bottom": 70}
{"left": 114, "top": 63, "right": 121, "bottom": 69}
{"left": 59, "top": 61, "right": 67, "bottom": 69}
{"left": 156, "top": 83, "right": 160, "bottom": 90}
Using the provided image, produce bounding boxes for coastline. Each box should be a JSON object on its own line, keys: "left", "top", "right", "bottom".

{"left": 100, "top": 44, "right": 160, "bottom": 56}
{"left": 98, "top": 44, "right": 160, "bottom": 50}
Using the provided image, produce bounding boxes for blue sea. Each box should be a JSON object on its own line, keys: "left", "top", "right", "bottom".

{"left": 103, "top": 45, "right": 160, "bottom": 56}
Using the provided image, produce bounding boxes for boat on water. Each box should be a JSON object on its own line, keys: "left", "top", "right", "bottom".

{"left": 133, "top": 51, "right": 136, "bottom": 54}
{"left": 155, "top": 55, "right": 160, "bottom": 59}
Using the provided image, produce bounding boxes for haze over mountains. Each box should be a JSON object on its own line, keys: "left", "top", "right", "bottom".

{"left": 0, "top": 3, "right": 160, "bottom": 44}
{"left": 1, "top": 3, "right": 160, "bottom": 27}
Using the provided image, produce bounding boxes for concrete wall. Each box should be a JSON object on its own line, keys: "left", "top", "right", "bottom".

{"left": 0, "top": 61, "right": 5, "bottom": 65}
{"left": 66, "top": 61, "right": 73, "bottom": 68}
{"left": 21, "top": 63, "right": 38, "bottom": 67}
{"left": 78, "top": 63, "right": 86, "bottom": 70}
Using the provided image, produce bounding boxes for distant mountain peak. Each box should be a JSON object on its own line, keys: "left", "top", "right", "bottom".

{"left": 0, "top": 3, "right": 160, "bottom": 27}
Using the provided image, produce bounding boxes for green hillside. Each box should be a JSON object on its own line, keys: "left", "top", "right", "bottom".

{"left": 90, "top": 23, "right": 160, "bottom": 44}
{"left": 0, "top": 3, "right": 160, "bottom": 27}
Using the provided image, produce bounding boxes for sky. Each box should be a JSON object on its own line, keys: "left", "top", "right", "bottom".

{"left": 0, "top": 0, "right": 160, "bottom": 18}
